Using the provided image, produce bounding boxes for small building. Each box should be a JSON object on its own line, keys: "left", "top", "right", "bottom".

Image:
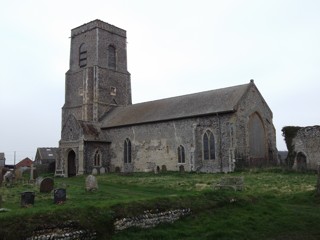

{"left": 16, "top": 157, "right": 33, "bottom": 168}
{"left": 0, "top": 152, "right": 5, "bottom": 167}
{"left": 34, "top": 147, "right": 58, "bottom": 173}
{"left": 292, "top": 126, "right": 320, "bottom": 171}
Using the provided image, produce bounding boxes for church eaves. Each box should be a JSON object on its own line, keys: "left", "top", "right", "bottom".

{"left": 101, "top": 82, "right": 252, "bottom": 129}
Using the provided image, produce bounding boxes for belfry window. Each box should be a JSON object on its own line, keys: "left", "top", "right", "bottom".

{"left": 79, "top": 43, "right": 87, "bottom": 68}
{"left": 124, "top": 138, "right": 132, "bottom": 163}
{"left": 177, "top": 145, "right": 185, "bottom": 163}
{"left": 94, "top": 150, "right": 101, "bottom": 166}
{"left": 203, "top": 130, "right": 215, "bottom": 160}
{"left": 108, "top": 45, "right": 116, "bottom": 69}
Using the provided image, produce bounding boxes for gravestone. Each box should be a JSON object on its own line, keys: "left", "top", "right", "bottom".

{"left": 92, "top": 168, "right": 98, "bottom": 175}
{"left": 85, "top": 175, "right": 98, "bottom": 191}
{"left": 3, "top": 171, "right": 14, "bottom": 187}
{"left": 21, "top": 192, "right": 35, "bottom": 207}
{"left": 35, "top": 177, "right": 44, "bottom": 186}
{"left": 100, "top": 167, "right": 106, "bottom": 174}
{"left": 14, "top": 169, "right": 23, "bottom": 182}
{"left": 54, "top": 189, "right": 66, "bottom": 204}
{"left": 40, "top": 178, "right": 54, "bottom": 193}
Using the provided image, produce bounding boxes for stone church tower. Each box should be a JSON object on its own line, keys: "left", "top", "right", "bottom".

{"left": 62, "top": 20, "right": 131, "bottom": 125}
{"left": 56, "top": 19, "right": 277, "bottom": 177}
{"left": 56, "top": 20, "right": 131, "bottom": 177}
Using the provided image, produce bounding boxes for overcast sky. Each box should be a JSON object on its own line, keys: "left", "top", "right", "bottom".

{"left": 1, "top": 0, "right": 320, "bottom": 164}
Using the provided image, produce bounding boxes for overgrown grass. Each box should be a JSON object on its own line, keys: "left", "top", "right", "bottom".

{"left": 0, "top": 170, "right": 320, "bottom": 239}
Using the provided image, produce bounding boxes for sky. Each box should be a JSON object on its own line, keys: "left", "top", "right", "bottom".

{"left": 1, "top": 0, "right": 320, "bottom": 164}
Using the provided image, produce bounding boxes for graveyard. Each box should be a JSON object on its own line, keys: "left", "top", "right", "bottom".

{"left": 0, "top": 169, "right": 320, "bottom": 239}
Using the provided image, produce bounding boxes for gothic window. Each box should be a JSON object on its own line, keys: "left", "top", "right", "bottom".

{"left": 177, "top": 145, "right": 185, "bottom": 163}
{"left": 203, "top": 130, "right": 215, "bottom": 160}
{"left": 108, "top": 45, "right": 116, "bottom": 69}
{"left": 79, "top": 43, "right": 87, "bottom": 68}
{"left": 124, "top": 138, "right": 132, "bottom": 163}
{"left": 93, "top": 150, "right": 101, "bottom": 166}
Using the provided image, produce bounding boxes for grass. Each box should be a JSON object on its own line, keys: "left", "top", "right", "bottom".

{"left": 0, "top": 169, "right": 320, "bottom": 239}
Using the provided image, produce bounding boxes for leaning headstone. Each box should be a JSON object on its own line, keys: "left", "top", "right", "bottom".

{"left": 40, "top": 178, "right": 54, "bottom": 193}
{"left": 92, "top": 168, "right": 98, "bottom": 175}
{"left": 35, "top": 177, "right": 44, "bottom": 186}
{"left": 85, "top": 175, "right": 98, "bottom": 191}
{"left": 100, "top": 167, "right": 106, "bottom": 174}
{"left": 54, "top": 189, "right": 66, "bottom": 204}
{"left": 21, "top": 192, "right": 35, "bottom": 207}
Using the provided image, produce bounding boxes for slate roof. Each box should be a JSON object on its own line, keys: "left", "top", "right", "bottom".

{"left": 36, "top": 148, "right": 58, "bottom": 161}
{"left": 102, "top": 82, "right": 252, "bottom": 128}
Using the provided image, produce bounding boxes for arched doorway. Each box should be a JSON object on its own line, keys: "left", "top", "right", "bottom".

{"left": 67, "top": 150, "right": 76, "bottom": 177}
{"left": 296, "top": 152, "right": 307, "bottom": 172}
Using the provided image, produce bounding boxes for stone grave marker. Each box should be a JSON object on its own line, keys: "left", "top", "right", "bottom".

{"left": 85, "top": 175, "right": 98, "bottom": 191}
{"left": 35, "top": 177, "right": 44, "bottom": 186}
{"left": 100, "top": 167, "right": 106, "bottom": 174}
{"left": 54, "top": 189, "right": 66, "bottom": 204}
{"left": 40, "top": 178, "right": 54, "bottom": 193}
{"left": 92, "top": 168, "right": 98, "bottom": 175}
{"left": 21, "top": 192, "right": 35, "bottom": 207}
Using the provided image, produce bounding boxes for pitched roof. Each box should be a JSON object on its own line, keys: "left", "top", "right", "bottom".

{"left": 16, "top": 158, "right": 33, "bottom": 168}
{"left": 102, "top": 82, "right": 252, "bottom": 128}
{"left": 36, "top": 148, "right": 59, "bottom": 160}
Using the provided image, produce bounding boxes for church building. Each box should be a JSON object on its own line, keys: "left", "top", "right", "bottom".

{"left": 55, "top": 20, "right": 277, "bottom": 177}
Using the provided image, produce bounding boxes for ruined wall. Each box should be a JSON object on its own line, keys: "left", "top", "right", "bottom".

{"left": 292, "top": 126, "right": 320, "bottom": 170}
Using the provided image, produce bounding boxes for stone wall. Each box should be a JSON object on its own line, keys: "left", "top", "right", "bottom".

{"left": 292, "top": 126, "right": 320, "bottom": 170}
{"left": 114, "top": 209, "right": 191, "bottom": 231}
{"left": 236, "top": 83, "right": 277, "bottom": 166}
{"left": 105, "top": 114, "right": 236, "bottom": 173}
{"left": 105, "top": 83, "right": 277, "bottom": 173}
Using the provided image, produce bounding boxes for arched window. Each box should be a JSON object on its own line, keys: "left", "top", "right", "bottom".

{"left": 108, "top": 45, "right": 116, "bottom": 69}
{"left": 124, "top": 138, "right": 132, "bottom": 163}
{"left": 94, "top": 150, "right": 101, "bottom": 166}
{"left": 248, "top": 112, "right": 266, "bottom": 158}
{"left": 79, "top": 43, "right": 87, "bottom": 68}
{"left": 203, "top": 130, "right": 215, "bottom": 160}
{"left": 177, "top": 145, "right": 185, "bottom": 163}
